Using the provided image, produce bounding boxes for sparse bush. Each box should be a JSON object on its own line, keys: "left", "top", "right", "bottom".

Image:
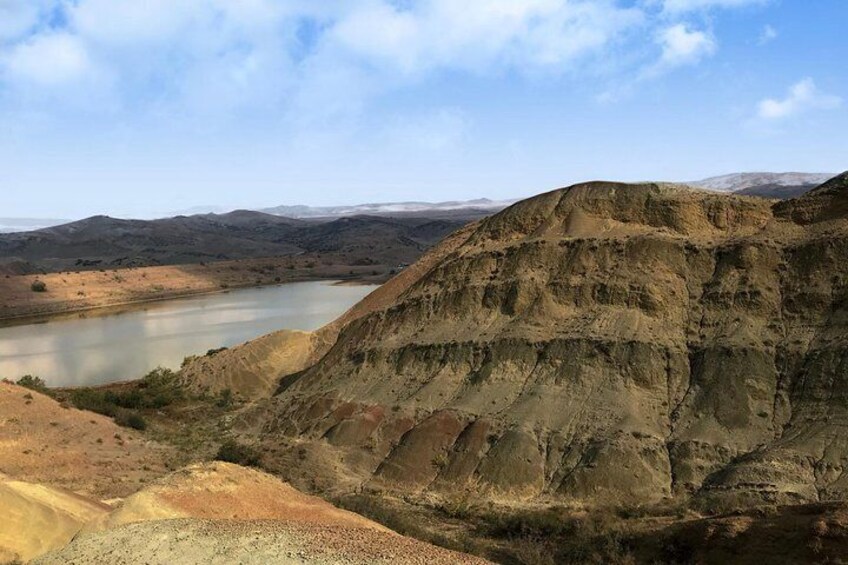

{"left": 16, "top": 374, "right": 50, "bottom": 394}
{"left": 215, "top": 439, "right": 261, "bottom": 467}
{"left": 481, "top": 506, "right": 635, "bottom": 565}
{"left": 216, "top": 388, "right": 234, "bottom": 409}
{"left": 30, "top": 280, "right": 47, "bottom": 292}
{"left": 135, "top": 367, "right": 183, "bottom": 407}
{"left": 115, "top": 412, "right": 147, "bottom": 430}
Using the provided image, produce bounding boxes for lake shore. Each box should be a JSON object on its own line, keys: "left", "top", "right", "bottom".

{"left": 0, "top": 256, "right": 389, "bottom": 326}
{"left": 0, "top": 280, "right": 377, "bottom": 388}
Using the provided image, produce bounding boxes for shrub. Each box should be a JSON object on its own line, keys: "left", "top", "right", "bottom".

{"left": 30, "top": 280, "right": 47, "bottom": 292}
{"left": 115, "top": 412, "right": 147, "bottom": 431}
{"left": 16, "top": 375, "right": 50, "bottom": 394}
{"left": 127, "top": 367, "right": 183, "bottom": 408}
{"left": 67, "top": 367, "right": 182, "bottom": 429}
{"left": 70, "top": 388, "right": 119, "bottom": 417}
{"left": 215, "top": 440, "right": 261, "bottom": 467}
{"left": 216, "top": 388, "right": 234, "bottom": 409}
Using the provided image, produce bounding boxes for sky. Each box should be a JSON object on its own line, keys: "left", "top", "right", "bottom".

{"left": 0, "top": 0, "right": 846, "bottom": 219}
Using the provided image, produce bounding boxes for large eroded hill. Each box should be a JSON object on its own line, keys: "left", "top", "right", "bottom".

{"left": 250, "top": 173, "right": 848, "bottom": 510}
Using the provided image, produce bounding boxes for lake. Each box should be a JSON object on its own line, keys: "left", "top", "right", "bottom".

{"left": 0, "top": 281, "right": 376, "bottom": 388}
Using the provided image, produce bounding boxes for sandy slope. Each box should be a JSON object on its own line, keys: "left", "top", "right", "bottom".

{"left": 0, "top": 381, "right": 173, "bottom": 499}
{"left": 0, "top": 474, "right": 109, "bottom": 563}
{"left": 84, "top": 461, "right": 386, "bottom": 532}
{"left": 179, "top": 330, "right": 317, "bottom": 400}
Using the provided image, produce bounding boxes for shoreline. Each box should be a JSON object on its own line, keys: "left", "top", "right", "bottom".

{"left": 0, "top": 274, "right": 382, "bottom": 328}
{"left": 0, "top": 256, "right": 390, "bottom": 328}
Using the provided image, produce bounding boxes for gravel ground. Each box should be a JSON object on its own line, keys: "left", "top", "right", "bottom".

{"left": 33, "top": 518, "right": 491, "bottom": 565}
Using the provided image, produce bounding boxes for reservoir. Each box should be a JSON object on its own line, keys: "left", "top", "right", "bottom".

{"left": 0, "top": 281, "right": 376, "bottom": 388}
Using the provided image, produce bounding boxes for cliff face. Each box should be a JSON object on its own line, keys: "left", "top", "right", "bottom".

{"left": 260, "top": 175, "right": 848, "bottom": 507}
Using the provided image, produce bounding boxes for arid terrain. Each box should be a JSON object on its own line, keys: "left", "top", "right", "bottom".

{"left": 189, "top": 172, "right": 848, "bottom": 562}
{"left": 7, "top": 174, "right": 848, "bottom": 563}
{"left": 257, "top": 174, "right": 848, "bottom": 511}
{"left": 0, "top": 382, "right": 489, "bottom": 564}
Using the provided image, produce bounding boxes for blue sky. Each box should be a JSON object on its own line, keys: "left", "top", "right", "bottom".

{"left": 0, "top": 0, "right": 845, "bottom": 219}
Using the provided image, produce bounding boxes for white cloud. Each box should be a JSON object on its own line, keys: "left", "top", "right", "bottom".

{"left": 655, "top": 23, "right": 716, "bottom": 70}
{"left": 758, "top": 24, "right": 777, "bottom": 45}
{"left": 659, "top": 0, "right": 768, "bottom": 13}
{"left": 0, "top": 0, "right": 770, "bottom": 120}
{"left": 3, "top": 32, "right": 92, "bottom": 86}
{"left": 330, "top": 0, "right": 644, "bottom": 75}
{"left": 757, "top": 78, "right": 842, "bottom": 120}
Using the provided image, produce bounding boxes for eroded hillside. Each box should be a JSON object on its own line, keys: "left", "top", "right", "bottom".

{"left": 253, "top": 174, "right": 848, "bottom": 510}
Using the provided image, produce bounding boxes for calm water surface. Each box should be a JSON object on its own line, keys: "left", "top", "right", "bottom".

{"left": 0, "top": 281, "right": 376, "bottom": 387}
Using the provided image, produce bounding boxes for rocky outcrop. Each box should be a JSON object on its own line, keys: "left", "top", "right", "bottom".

{"left": 257, "top": 176, "right": 848, "bottom": 508}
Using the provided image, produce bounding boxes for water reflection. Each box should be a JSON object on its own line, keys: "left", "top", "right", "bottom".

{"left": 0, "top": 281, "right": 375, "bottom": 387}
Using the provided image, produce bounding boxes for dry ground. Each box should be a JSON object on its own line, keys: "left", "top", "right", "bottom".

{"left": 15, "top": 462, "right": 490, "bottom": 565}
{"left": 0, "top": 256, "right": 387, "bottom": 322}
{"left": 0, "top": 381, "right": 175, "bottom": 499}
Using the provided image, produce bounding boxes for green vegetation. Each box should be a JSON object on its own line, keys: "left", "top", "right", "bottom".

{"left": 30, "top": 280, "right": 47, "bottom": 292}
{"left": 15, "top": 374, "right": 50, "bottom": 395}
{"left": 215, "top": 388, "right": 234, "bottom": 408}
{"left": 214, "top": 439, "right": 261, "bottom": 467}
{"left": 67, "top": 367, "right": 182, "bottom": 430}
{"left": 115, "top": 412, "right": 147, "bottom": 431}
{"left": 476, "top": 506, "right": 635, "bottom": 565}
{"left": 336, "top": 494, "right": 641, "bottom": 565}
{"left": 335, "top": 495, "right": 484, "bottom": 558}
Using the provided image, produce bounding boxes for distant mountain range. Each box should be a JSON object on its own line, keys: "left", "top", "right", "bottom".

{"left": 690, "top": 172, "right": 835, "bottom": 199}
{"left": 0, "top": 210, "right": 472, "bottom": 273}
{"left": 0, "top": 217, "right": 69, "bottom": 234}
{"left": 260, "top": 198, "right": 516, "bottom": 219}
{"left": 1, "top": 176, "right": 837, "bottom": 235}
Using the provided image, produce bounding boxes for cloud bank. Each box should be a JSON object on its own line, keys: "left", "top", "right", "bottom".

{"left": 0, "top": 0, "right": 755, "bottom": 122}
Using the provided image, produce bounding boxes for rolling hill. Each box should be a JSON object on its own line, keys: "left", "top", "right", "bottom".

{"left": 0, "top": 210, "right": 471, "bottom": 273}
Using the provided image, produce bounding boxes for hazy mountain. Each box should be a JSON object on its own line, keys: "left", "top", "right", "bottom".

{"left": 690, "top": 172, "right": 835, "bottom": 198}
{"left": 261, "top": 198, "right": 515, "bottom": 219}
{"left": 0, "top": 217, "right": 69, "bottom": 233}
